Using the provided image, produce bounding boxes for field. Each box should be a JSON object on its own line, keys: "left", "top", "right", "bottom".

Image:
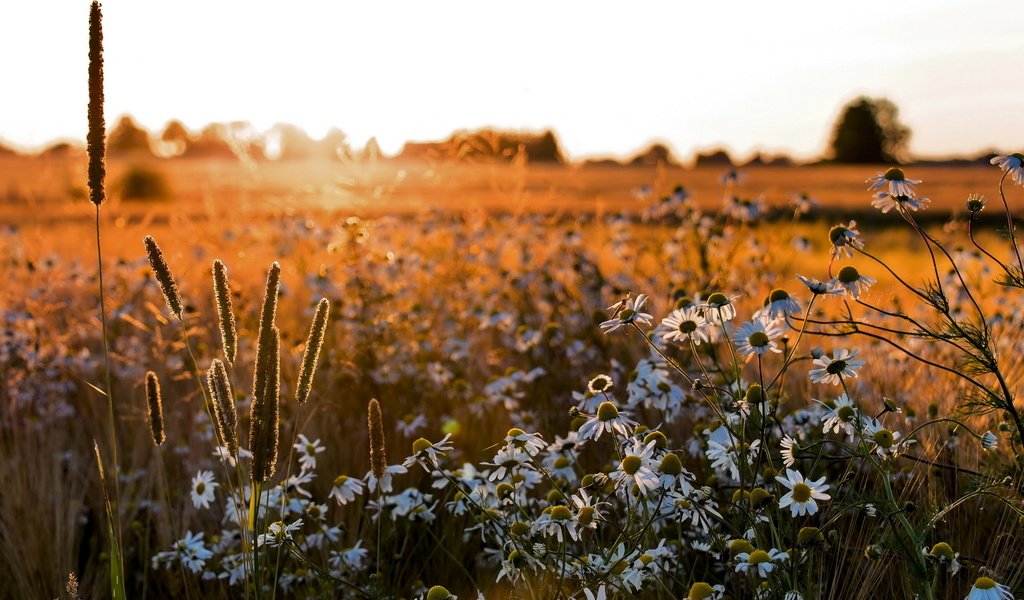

{"left": 3, "top": 154, "right": 1024, "bottom": 600}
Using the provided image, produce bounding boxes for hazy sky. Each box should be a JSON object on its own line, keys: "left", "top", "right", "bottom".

{"left": 2, "top": 1, "right": 1021, "bottom": 160}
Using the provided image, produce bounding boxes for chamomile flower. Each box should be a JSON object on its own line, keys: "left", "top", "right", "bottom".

{"left": 981, "top": 431, "right": 998, "bottom": 450}
{"left": 862, "top": 418, "right": 911, "bottom": 458}
{"left": 809, "top": 349, "right": 865, "bottom": 385}
{"left": 821, "top": 393, "right": 858, "bottom": 437}
{"left": 257, "top": 519, "right": 303, "bottom": 548}
{"left": 190, "top": 470, "right": 218, "bottom": 510}
{"left": 588, "top": 374, "right": 614, "bottom": 395}
{"left": 828, "top": 221, "right": 865, "bottom": 258}
{"left": 294, "top": 434, "right": 326, "bottom": 470}
{"left": 832, "top": 265, "right": 876, "bottom": 299}
{"left": 403, "top": 434, "right": 454, "bottom": 472}
{"left": 991, "top": 152, "right": 1024, "bottom": 185}
{"left": 578, "top": 402, "right": 637, "bottom": 441}
{"left": 611, "top": 439, "right": 659, "bottom": 496}
{"left": 365, "top": 464, "right": 409, "bottom": 493}
{"left": 796, "top": 274, "right": 843, "bottom": 297}
{"left": 780, "top": 435, "right": 798, "bottom": 468}
{"left": 732, "top": 317, "right": 784, "bottom": 358}
{"left": 687, "top": 582, "right": 725, "bottom": 600}
{"left": 661, "top": 307, "right": 710, "bottom": 345}
{"left": 754, "top": 289, "right": 801, "bottom": 321}
{"left": 775, "top": 469, "right": 831, "bottom": 517}
{"left": 867, "top": 167, "right": 921, "bottom": 197}
{"left": 966, "top": 576, "right": 1014, "bottom": 599}
{"left": 330, "top": 475, "right": 366, "bottom": 505}
{"left": 396, "top": 413, "right": 428, "bottom": 437}
{"left": 871, "top": 192, "right": 930, "bottom": 214}
{"left": 924, "top": 542, "right": 961, "bottom": 575}
{"left": 735, "top": 548, "right": 789, "bottom": 578}
{"left": 503, "top": 428, "right": 547, "bottom": 456}
{"left": 702, "top": 292, "right": 740, "bottom": 323}
{"left": 600, "top": 294, "right": 654, "bottom": 333}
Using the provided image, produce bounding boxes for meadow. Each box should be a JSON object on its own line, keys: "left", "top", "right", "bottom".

{"left": 3, "top": 148, "right": 1024, "bottom": 599}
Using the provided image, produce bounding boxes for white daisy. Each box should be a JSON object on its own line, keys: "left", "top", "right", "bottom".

{"left": 862, "top": 418, "right": 911, "bottom": 458}
{"left": 828, "top": 221, "right": 865, "bottom": 259}
{"left": 294, "top": 434, "right": 325, "bottom": 471}
{"left": 966, "top": 576, "right": 1014, "bottom": 600}
{"left": 701, "top": 292, "right": 740, "bottom": 323}
{"left": 402, "top": 433, "right": 454, "bottom": 472}
{"left": 611, "top": 440, "right": 659, "bottom": 496}
{"left": 661, "top": 307, "right": 710, "bottom": 346}
{"left": 587, "top": 374, "right": 614, "bottom": 395}
{"left": 329, "top": 475, "right": 366, "bottom": 505}
{"left": 809, "top": 349, "right": 865, "bottom": 385}
{"left": 780, "top": 435, "right": 798, "bottom": 468}
{"left": 821, "top": 393, "right": 858, "bottom": 437}
{"left": 732, "top": 316, "right": 784, "bottom": 358}
{"left": 775, "top": 469, "right": 830, "bottom": 517}
{"left": 735, "top": 548, "right": 789, "bottom": 578}
{"left": 832, "top": 266, "right": 876, "bottom": 299}
{"left": 796, "top": 274, "right": 843, "bottom": 297}
{"left": 257, "top": 519, "right": 303, "bottom": 548}
{"left": 871, "top": 192, "right": 930, "bottom": 214}
{"left": 577, "top": 402, "right": 637, "bottom": 441}
{"left": 991, "top": 152, "right": 1024, "bottom": 185}
{"left": 754, "top": 289, "right": 801, "bottom": 321}
{"left": 600, "top": 293, "right": 654, "bottom": 333}
{"left": 190, "top": 470, "right": 218, "bottom": 510}
{"left": 866, "top": 167, "right": 921, "bottom": 197}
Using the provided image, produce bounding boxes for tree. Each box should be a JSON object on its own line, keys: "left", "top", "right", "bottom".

{"left": 108, "top": 114, "right": 152, "bottom": 157}
{"left": 829, "top": 97, "right": 910, "bottom": 164}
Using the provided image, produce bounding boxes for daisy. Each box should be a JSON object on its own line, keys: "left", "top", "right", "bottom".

{"left": 966, "top": 576, "right": 1014, "bottom": 599}
{"left": 503, "top": 428, "right": 547, "bottom": 456}
{"left": 832, "top": 266, "right": 876, "bottom": 299}
{"left": 981, "top": 431, "right": 998, "bottom": 450}
{"left": 611, "top": 439, "right": 659, "bottom": 496}
{"left": 780, "top": 435, "right": 798, "bottom": 468}
{"left": 657, "top": 451, "right": 695, "bottom": 494}
{"left": 396, "top": 413, "right": 427, "bottom": 437}
{"left": 257, "top": 519, "right": 303, "bottom": 548}
{"left": 867, "top": 167, "right": 921, "bottom": 197}
{"left": 791, "top": 192, "right": 820, "bottom": 215}
{"left": 862, "top": 418, "right": 911, "bottom": 458}
{"left": 532, "top": 504, "right": 581, "bottom": 543}
{"left": 732, "top": 317, "right": 784, "bottom": 358}
{"left": 172, "top": 531, "right": 213, "bottom": 574}
{"left": 661, "top": 307, "right": 709, "bottom": 346}
{"left": 600, "top": 293, "right": 653, "bottom": 333}
{"left": 809, "top": 349, "right": 865, "bottom": 385}
{"left": 365, "top": 464, "right": 409, "bottom": 493}
{"left": 871, "top": 192, "right": 930, "bottom": 214}
{"left": 754, "top": 289, "right": 801, "bottom": 321}
{"left": 577, "top": 402, "right": 637, "bottom": 441}
{"left": 775, "top": 469, "right": 831, "bottom": 517}
{"left": 796, "top": 274, "right": 843, "bottom": 297}
{"left": 701, "top": 292, "right": 740, "bottom": 323}
{"left": 966, "top": 193, "right": 988, "bottom": 213}
{"left": 828, "top": 221, "right": 865, "bottom": 258}
{"left": 735, "top": 548, "right": 789, "bottom": 578}
{"left": 583, "top": 586, "right": 607, "bottom": 600}
{"left": 821, "top": 393, "right": 858, "bottom": 437}
{"left": 687, "top": 582, "right": 725, "bottom": 600}
{"left": 924, "top": 542, "right": 961, "bottom": 575}
{"left": 991, "top": 152, "right": 1024, "bottom": 185}
{"left": 588, "top": 374, "right": 613, "bottom": 395}
{"left": 294, "top": 434, "right": 325, "bottom": 471}
{"left": 402, "top": 434, "right": 454, "bottom": 472}
{"left": 190, "top": 470, "right": 218, "bottom": 510}
{"left": 329, "top": 475, "right": 366, "bottom": 505}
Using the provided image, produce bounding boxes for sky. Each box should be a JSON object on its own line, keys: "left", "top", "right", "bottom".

{"left": 2, "top": 0, "right": 1022, "bottom": 160}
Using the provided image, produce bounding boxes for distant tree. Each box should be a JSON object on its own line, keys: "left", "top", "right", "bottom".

{"left": 184, "top": 124, "right": 238, "bottom": 159}
{"left": 159, "top": 120, "right": 191, "bottom": 157}
{"left": 829, "top": 97, "right": 910, "bottom": 164}
{"left": 108, "top": 115, "right": 152, "bottom": 157}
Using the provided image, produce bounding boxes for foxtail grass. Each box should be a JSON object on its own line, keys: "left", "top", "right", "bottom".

{"left": 213, "top": 259, "right": 238, "bottom": 363}
{"left": 144, "top": 236, "right": 183, "bottom": 320}
{"left": 295, "top": 298, "right": 330, "bottom": 404}
{"left": 208, "top": 359, "right": 238, "bottom": 458}
{"left": 145, "top": 371, "right": 165, "bottom": 447}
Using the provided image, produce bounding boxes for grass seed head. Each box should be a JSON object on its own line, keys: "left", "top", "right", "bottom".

{"left": 295, "top": 298, "right": 329, "bottom": 404}
{"left": 145, "top": 371, "right": 164, "bottom": 447}
{"left": 143, "top": 236, "right": 183, "bottom": 319}
{"left": 368, "top": 398, "right": 386, "bottom": 479}
{"left": 250, "top": 326, "right": 280, "bottom": 483}
{"left": 208, "top": 359, "right": 238, "bottom": 457}
{"left": 87, "top": 1, "right": 105, "bottom": 207}
{"left": 212, "top": 260, "right": 237, "bottom": 363}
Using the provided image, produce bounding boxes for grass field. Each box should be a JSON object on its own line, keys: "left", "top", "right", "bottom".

{"left": 3, "top": 153, "right": 1024, "bottom": 599}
